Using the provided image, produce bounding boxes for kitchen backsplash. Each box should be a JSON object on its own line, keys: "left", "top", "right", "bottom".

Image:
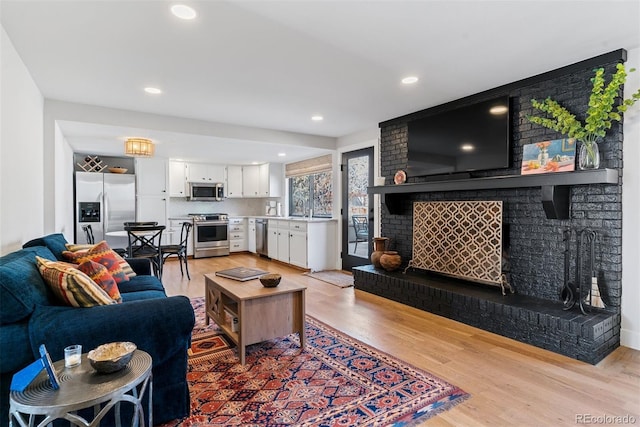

{"left": 169, "top": 197, "right": 283, "bottom": 217}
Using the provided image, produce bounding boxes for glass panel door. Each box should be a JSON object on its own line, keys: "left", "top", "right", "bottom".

{"left": 342, "top": 147, "right": 373, "bottom": 271}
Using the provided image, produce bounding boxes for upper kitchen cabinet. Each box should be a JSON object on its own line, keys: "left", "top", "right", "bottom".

{"left": 242, "top": 163, "right": 283, "bottom": 198}
{"left": 242, "top": 165, "right": 261, "bottom": 197}
{"left": 186, "top": 163, "right": 225, "bottom": 183}
{"left": 136, "top": 158, "right": 168, "bottom": 195}
{"left": 169, "top": 160, "right": 187, "bottom": 197}
{"left": 259, "top": 163, "right": 283, "bottom": 197}
{"left": 226, "top": 165, "right": 243, "bottom": 198}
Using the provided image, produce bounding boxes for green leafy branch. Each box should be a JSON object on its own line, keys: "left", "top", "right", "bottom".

{"left": 528, "top": 63, "right": 640, "bottom": 145}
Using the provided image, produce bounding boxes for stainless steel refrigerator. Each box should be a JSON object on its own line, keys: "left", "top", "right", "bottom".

{"left": 75, "top": 172, "right": 136, "bottom": 248}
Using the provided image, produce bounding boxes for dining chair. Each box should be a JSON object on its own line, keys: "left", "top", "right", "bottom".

{"left": 125, "top": 225, "right": 165, "bottom": 279}
{"left": 123, "top": 221, "right": 158, "bottom": 227}
{"left": 82, "top": 224, "right": 95, "bottom": 244}
{"left": 160, "top": 222, "right": 192, "bottom": 280}
{"left": 352, "top": 215, "right": 369, "bottom": 252}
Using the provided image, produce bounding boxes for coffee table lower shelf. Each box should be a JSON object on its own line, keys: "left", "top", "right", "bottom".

{"left": 204, "top": 273, "right": 306, "bottom": 365}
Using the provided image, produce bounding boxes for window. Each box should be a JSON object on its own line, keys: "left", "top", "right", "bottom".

{"left": 289, "top": 171, "right": 332, "bottom": 217}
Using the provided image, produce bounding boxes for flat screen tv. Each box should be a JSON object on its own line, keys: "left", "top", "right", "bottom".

{"left": 407, "top": 95, "right": 511, "bottom": 177}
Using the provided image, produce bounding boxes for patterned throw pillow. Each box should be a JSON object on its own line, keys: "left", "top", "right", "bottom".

{"left": 77, "top": 260, "right": 122, "bottom": 303}
{"left": 65, "top": 243, "right": 137, "bottom": 279}
{"left": 35, "top": 256, "right": 115, "bottom": 307}
{"left": 62, "top": 241, "right": 130, "bottom": 284}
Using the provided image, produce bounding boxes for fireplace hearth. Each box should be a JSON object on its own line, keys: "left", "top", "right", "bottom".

{"left": 353, "top": 265, "right": 619, "bottom": 364}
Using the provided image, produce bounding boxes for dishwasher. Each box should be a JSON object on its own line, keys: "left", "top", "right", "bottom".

{"left": 255, "top": 218, "right": 268, "bottom": 256}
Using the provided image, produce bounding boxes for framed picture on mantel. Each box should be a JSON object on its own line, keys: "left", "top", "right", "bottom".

{"left": 521, "top": 138, "right": 576, "bottom": 175}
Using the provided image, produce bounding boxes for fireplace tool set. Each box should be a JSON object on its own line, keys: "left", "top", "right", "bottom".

{"left": 562, "top": 228, "right": 605, "bottom": 314}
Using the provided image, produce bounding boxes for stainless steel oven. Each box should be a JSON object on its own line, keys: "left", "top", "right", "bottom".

{"left": 190, "top": 213, "right": 229, "bottom": 258}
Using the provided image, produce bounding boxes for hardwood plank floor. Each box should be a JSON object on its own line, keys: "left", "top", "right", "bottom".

{"left": 161, "top": 253, "right": 640, "bottom": 426}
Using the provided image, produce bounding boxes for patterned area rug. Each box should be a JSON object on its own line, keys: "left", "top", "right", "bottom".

{"left": 304, "top": 270, "right": 354, "bottom": 288}
{"left": 163, "top": 297, "right": 468, "bottom": 426}
{"left": 188, "top": 298, "right": 235, "bottom": 363}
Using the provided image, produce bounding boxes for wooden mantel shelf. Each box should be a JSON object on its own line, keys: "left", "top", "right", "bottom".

{"left": 368, "top": 168, "right": 619, "bottom": 218}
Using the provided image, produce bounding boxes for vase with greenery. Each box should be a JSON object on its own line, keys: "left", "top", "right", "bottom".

{"left": 528, "top": 63, "right": 640, "bottom": 170}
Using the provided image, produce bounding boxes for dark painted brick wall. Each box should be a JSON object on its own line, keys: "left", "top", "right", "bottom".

{"left": 380, "top": 60, "right": 623, "bottom": 311}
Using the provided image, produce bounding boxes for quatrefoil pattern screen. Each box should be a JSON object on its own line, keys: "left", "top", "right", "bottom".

{"left": 411, "top": 201, "right": 503, "bottom": 285}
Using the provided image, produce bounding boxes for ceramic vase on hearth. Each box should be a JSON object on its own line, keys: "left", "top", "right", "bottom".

{"left": 370, "top": 237, "right": 389, "bottom": 269}
{"left": 380, "top": 251, "right": 402, "bottom": 272}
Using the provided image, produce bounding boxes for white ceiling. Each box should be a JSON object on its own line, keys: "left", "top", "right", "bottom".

{"left": 2, "top": 0, "right": 639, "bottom": 163}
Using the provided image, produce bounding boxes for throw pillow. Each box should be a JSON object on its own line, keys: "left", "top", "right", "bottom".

{"left": 62, "top": 241, "right": 130, "bottom": 284}
{"left": 77, "top": 260, "right": 122, "bottom": 303}
{"left": 65, "top": 242, "right": 137, "bottom": 279}
{"left": 35, "top": 256, "right": 115, "bottom": 307}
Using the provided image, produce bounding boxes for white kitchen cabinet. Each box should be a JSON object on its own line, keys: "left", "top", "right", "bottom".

{"left": 267, "top": 219, "right": 290, "bottom": 261}
{"left": 168, "top": 218, "right": 193, "bottom": 256}
{"left": 136, "top": 196, "right": 167, "bottom": 228}
{"left": 226, "top": 166, "right": 243, "bottom": 198}
{"left": 289, "top": 229, "right": 307, "bottom": 268}
{"left": 228, "top": 217, "right": 247, "bottom": 252}
{"left": 135, "top": 158, "right": 168, "bottom": 227}
{"left": 136, "top": 158, "right": 168, "bottom": 196}
{"left": 259, "top": 163, "right": 283, "bottom": 197}
{"left": 242, "top": 165, "right": 261, "bottom": 197}
{"left": 265, "top": 219, "right": 337, "bottom": 271}
{"left": 267, "top": 220, "right": 279, "bottom": 259}
{"left": 248, "top": 218, "right": 256, "bottom": 253}
{"left": 169, "top": 160, "right": 187, "bottom": 197}
{"left": 303, "top": 220, "right": 337, "bottom": 271}
{"left": 186, "top": 163, "right": 225, "bottom": 183}
{"left": 277, "top": 222, "right": 290, "bottom": 263}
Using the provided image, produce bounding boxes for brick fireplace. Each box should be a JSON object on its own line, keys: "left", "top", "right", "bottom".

{"left": 354, "top": 50, "right": 625, "bottom": 364}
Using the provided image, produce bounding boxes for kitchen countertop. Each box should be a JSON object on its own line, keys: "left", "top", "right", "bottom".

{"left": 229, "top": 215, "right": 337, "bottom": 222}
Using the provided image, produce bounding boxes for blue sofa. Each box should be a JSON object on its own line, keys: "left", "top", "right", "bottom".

{"left": 0, "top": 234, "right": 195, "bottom": 426}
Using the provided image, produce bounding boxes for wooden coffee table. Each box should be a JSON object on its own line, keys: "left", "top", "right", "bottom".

{"left": 204, "top": 273, "right": 306, "bottom": 365}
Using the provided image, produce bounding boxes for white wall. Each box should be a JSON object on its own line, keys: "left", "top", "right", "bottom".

{"left": 0, "top": 27, "right": 44, "bottom": 255}
{"left": 621, "top": 47, "right": 640, "bottom": 351}
{"left": 54, "top": 121, "right": 75, "bottom": 243}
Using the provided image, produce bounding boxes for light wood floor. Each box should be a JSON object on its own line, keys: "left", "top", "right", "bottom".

{"left": 161, "top": 253, "right": 640, "bottom": 426}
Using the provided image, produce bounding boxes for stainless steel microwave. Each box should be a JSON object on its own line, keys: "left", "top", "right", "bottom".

{"left": 188, "top": 183, "right": 224, "bottom": 201}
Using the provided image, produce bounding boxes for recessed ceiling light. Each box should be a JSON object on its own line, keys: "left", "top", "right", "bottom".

{"left": 251, "top": 161, "right": 259, "bottom": 165}
{"left": 144, "top": 87, "right": 162, "bottom": 94}
{"left": 401, "top": 76, "right": 419, "bottom": 84}
{"left": 311, "top": 115, "right": 324, "bottom": 121}
{"left": 171, "top": 4, "right": 197, "bottom": 20}
{"left": 489, "top": 105, "right": 509, "bottom": 115}
{"left": 278, "top": 152, "right": 286, "bottom": 157}
{"left": 461, "top": 143, "right": 475, "bottom": 152}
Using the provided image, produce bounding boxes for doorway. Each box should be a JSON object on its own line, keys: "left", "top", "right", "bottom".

{"left": 342, "top": 147, "right": 373, "bottom": 271}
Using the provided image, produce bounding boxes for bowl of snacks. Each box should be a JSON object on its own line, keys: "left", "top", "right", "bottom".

{"left": 88, "top": 342, "right": 137, "bottom": 374}
{"left": 259, "top": 273, "right": 281, "bottom": 288}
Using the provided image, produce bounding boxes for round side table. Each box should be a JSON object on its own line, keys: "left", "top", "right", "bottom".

{"left": 9, "top": 350, "right": 152, "bottom": 427}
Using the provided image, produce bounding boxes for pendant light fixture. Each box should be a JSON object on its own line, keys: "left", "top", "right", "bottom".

{"left": 124, "top": 138, "right": 155, "bottom": 157}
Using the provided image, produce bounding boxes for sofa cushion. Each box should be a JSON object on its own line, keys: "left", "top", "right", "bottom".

{"left": 77, "top": 260, "right": 122, "bottom": 303}
{"left": 120, "top": 289, "right": 168, "bottom": 302}
{"left": 36, "top": 256, "right": 116, "bottom": 307}
{"left": 66, "top": 243, "right": 136, "bottom": 279}
{"left": 0, "top": 247, "right": 56, "bottom": 324}
{"left": 117, "top": 275, "right": 166, "bottom": 294}
{"left": 22, "top": 233, "right": 69, "bottom": 260}
{"left": 62, "top": 241, "right": 130, "bottom": 284}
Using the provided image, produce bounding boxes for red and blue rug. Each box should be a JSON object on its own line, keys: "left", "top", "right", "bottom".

{"left": 166, "top": 297, "right": 468, "bottom": 426}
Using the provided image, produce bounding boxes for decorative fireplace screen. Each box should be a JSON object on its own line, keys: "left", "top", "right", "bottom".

{"left": 410, "top": 201, "right": 503, "bottom": 287}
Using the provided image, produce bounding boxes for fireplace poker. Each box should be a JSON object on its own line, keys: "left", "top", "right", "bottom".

{"left": 577, "top": 228, "right": 597, "bottom": 315}
{"left": 562, "top": 228, "right": 576, "bottom": 310}
{"left": 586, "top": 230, "right": 605, "bottom": 308}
